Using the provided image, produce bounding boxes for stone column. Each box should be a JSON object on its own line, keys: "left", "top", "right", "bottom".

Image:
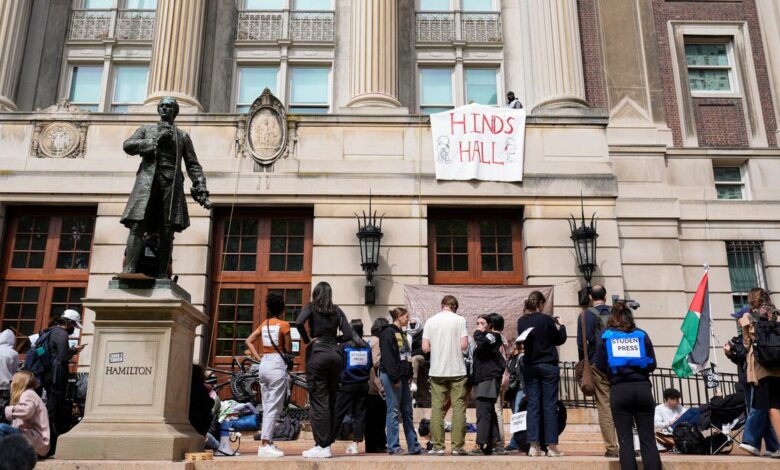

{"left": 145, "top": 0, "right": 206, "bottom": 109}
{"left": 347, "top": 0, "right": 401, "bottom": 108}
{"left": 756, "top": 0, "right": 780, "bottom": 143}
{"left": 526, "top": 0, "right": 587, "bottom": 109}
{"left": 0, "top": 0, "right": 32, "bottom": 111}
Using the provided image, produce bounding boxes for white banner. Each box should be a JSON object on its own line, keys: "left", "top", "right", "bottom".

{"left": 430, "top": 103, "right": 526, "bottom": 182}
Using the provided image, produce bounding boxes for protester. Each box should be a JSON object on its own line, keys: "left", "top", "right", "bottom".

{"left": 245, "top": 292, "right": 292, "bottom": 458}
{"left": 333, "top": 319, "right": 372, "bottom": 455}
{"left": 296, "top": 282, "right": 354, "bottom": 459}
{"left": 407, "top": 317, "right": 426, "bottom": 395}
{"left": 653, "top": 388, "right": 686, "bottom": 451}
{"left": 576, "top": 285, "right": 618, "bottom": 457}
{"left": 1, "top": 371, "right": 50, "bottom": 458}
{"left": 469, "top": 313, "right": 506, "bottom": 455}
{"left": 422, "top": 295, "right": 469, "bottom": 456}
{"left": 365, "top": 318, "right": 389, "bottom": 453}
{"left": 36, "top": 309, "right": 85, "bottom": 457}
{"left": 379, "top": 307, "right": 422, "bottom": 455}
{"left": 505, "top": 91, "right": 523, "bottom": 109}
{"left": 594, "top": 301, "right": 661, "bottom": 470}
{"left": 490, "top": 313, "right": 509, "bottom": 455}
{"left": 739, "top": 287, "right": 780, "bottom": 458}
{"left": 0, "top": 329, "right": 18, "bottom": 406}
{"left": 0, "top": 434, "right": 37, "bottom": 470}
{"left": 504, "top": 338, "right": 525, "bottom": 451}
{"left": 516, "top": 291, "right": 566, "bottom": 457}
{"left": 189, "top": 364, "right": 216, "bottom": 451}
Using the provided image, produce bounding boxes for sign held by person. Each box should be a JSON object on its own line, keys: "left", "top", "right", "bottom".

{"left": 430, "top": 103, "right": 526, "bottom": 182}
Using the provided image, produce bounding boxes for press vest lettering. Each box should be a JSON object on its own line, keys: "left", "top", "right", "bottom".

{"left": 602, "top": 329, "right": 653, "bottom": 372}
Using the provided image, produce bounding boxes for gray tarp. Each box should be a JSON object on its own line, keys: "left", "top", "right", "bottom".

{"left": 403, "top": 284, "right": 554, "bottom": 342}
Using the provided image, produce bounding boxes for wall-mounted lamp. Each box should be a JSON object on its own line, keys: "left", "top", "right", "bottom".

{"left": 568, "top": 195, "right": 598, "bottom": 288}
{"left": 355, "top": 193, "right": 384, "bottom": 305}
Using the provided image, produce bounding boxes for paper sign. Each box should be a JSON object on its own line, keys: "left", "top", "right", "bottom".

{"left": 290, "top": 329, "right": 301, "bottom": 340}
{"left": 517, "top": 327, "right": 534, "bottom": 342}
{"left": 610, "top": 337, "right": 641, "bottom": 358}
{"left": 349, "top": 350, "right": 368, "bottom": 367}
{"left": 510, "top": 411, "right": 527, "bottom": 433}
{"left": 292, "top": 342, "right": 300, "bottom": 353}
{"left": 262, "top": 324, "right": 281, "bottom": 347}
{"left": 430, "top": 103, "right": 527, "bottom": 182}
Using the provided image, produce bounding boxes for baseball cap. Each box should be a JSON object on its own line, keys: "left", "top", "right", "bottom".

{"left": 730, "top": 307, "right": 748, "bottom": 319}
{"left": 61, "top": 309, "right": 83, "bottom": 329}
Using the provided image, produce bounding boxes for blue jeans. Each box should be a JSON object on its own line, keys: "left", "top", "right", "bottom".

{"left": 0, "top": 423, "right": 20, "bottom": 438}
{"left": 744, "top": 385, "right": 779, "bottom": 452}
{"left": 380, "top": 372, "right": 420, "bottom": 453}
{"left": 506, "top": 390, "right": 525, "bottom": 449}
{"left": 524, "top": 363, "right": 560, "bottom": 445}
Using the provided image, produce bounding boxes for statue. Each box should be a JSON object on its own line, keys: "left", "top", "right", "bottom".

{"left": 119, "top": 97, "right": 212, "bottom": 279}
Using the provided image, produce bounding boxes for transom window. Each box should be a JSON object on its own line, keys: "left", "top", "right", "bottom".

{"left": 685, "top": 40, "right": 735, "bottom": 93}
{"left": 713, "top": 165, "right": 747, "bottom": 200}
{"left": 726, "top": 241, "right": 767, "bottom": 310}
{"left": 428, "top": 210, "right": 522, "bottom": 284}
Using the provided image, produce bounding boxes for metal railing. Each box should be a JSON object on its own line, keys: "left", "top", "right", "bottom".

{"left": 416, "top": 11, "right": 502, "bottom": 44}
{"left": 69, "top": 9, "right": 156, "bottom": 41}
{"left": 236, "top": 10, "right": 334, "bottom": 42}
{"left": 559, "top": 362, "right": 740, "bottom": 409}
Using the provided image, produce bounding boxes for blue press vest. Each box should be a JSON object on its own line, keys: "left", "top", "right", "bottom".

{"left": 602, "top": 329, "right": 654, "bottom": 372}
{"left": 344, "top": 345, "right": 372, "bottom": 372}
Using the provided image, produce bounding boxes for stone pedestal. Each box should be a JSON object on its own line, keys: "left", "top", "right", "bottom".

{"left": 58, "top": 280, "right": 206, "bottom": 461}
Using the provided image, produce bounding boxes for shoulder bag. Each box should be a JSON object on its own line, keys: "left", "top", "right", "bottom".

{"left": 574, "top": 309, "right": 596, "bottom": 397}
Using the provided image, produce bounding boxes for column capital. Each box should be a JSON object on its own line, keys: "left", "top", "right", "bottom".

{"left": 0, "top": 0, "right": 32, "bottom": 111}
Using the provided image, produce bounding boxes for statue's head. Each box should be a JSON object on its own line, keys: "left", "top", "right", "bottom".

{"left": 157, "top": 97, "right": 179, "bottom": 122}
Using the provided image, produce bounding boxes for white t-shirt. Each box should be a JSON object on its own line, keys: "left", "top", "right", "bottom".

{"left": 654, "top": 403, "right": 687, "bottom": 428}
{"left": 423, "top": 310, "right": 468, "bottom": 377}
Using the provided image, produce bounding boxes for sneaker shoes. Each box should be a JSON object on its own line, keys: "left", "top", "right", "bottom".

{"left": 388, "top": 448, "right": 407, "bottom": 456}
{"left": 346, "top": 442, "right": 360, "bottom": 455}
{"left": 303, "top": 445, "right": 332, "bottom": 459}
{"left": 258, "top": 444, "right": 284, "bottom": 458}
{"left": 546, "top": 446, "right": 564, "bottom": 457}
{"left": 427, "top": 449, "right": 445, "bottom": 456}
{"left": 451, "top": 448, "right": 469, "bottom": 456}
{"left": 527, "top": 445, "right": 543, "bottom": 457}
{"left": 770, "top": 450, "right": 780, "bottom": 459}
{"left": 409, "top": 447, "right": 423, "bottom": 455}
{"left": 467, "top": 447, "right": 485, "bottom": 456}
{"left": 740, "top": 443, "right": 761, "bottom": 456}
{"left": 605, "top": 450, "right": 620, "bottom": 458}
{"left": 493, "top": 445, "right": 507, "bottom": 455}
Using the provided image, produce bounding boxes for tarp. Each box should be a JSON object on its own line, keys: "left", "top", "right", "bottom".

{"left": 403, "top": 284, "right": 554, "bottom": 342}
{"left": 430, "top": 103, "right": 527, "bottom": 182}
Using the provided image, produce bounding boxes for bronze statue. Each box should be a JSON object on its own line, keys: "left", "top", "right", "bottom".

{"left": 120, "top": 97, "right": 212, "bottom": 279}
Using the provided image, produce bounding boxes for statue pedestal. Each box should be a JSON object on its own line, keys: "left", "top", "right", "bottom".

{"left": 58, "top": 280, "right": 207, "bottom": 460}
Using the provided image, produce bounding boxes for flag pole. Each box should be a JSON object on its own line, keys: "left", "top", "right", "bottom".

{"left": 703, "top": 262, "right": 722, "bottom": 395}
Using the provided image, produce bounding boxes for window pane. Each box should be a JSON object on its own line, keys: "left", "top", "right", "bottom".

{"left": 685, "top": 44, "right": 728, "bottom": 66}
{"left": 727, "top": 250, "right": 759, "bottom": 292}
{"left": 70, "top": 66, "right": 103, "bottom": 107}
{"left": 290, "top": 68, "right": 329, "bottom": 104}
{"left": 688, "top": 69, "right": 730, "bottom": 92}
{"left": 420, "top": 68, "right": 452, "bottom": 106}
{"left": 717, "top": 185, "right": 743, "bottom": 200}
{"left": 245, "top": 0, "right": 283, "bottom": 8}
{"left": 126, "top": 0, "right": 157, "bottom": 8}
{"left": 113, "top": 65, "right": 148, "bottom": 107}
{"left": 12, "top": 216, "right": 50, "bottom": 269}
{"left": 293, "top": 0, "right": 330, "bottom": 9}
{"left": 420, "top": 0, "right": 449, "bottom": 10}
{"left": 85, "top": 0, "right": 114, "bottom": 8}
{"left": 714, "top": 167, "right": 741, "bottom": 182}
{"left": 463, "top": 0, "right": 493, "bottom": 11}
{"left": 238, "top": 67, "right": 278, "bottom": 107}
{"left": 466, "top": 69, "right": 497, "bottom": 105}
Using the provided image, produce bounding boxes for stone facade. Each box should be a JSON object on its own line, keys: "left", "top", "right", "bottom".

{"left": 0, "top": 0, "right": 778, "bottom": 377}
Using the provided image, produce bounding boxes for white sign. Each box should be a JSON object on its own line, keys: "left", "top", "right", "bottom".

{"left": 611, "top": 337, "right": 641, "bottom": 358}
{"left": 510, "top": 411, "right": 527, "bottom": 433}
{"left": 517, "top": 327, "right": 534, "bottom": 342}
{"left": 349, "top": 350, "right": 369, "bottom": 367}
{"left": 430, "top": 103, "right": 526, "bottom": 182}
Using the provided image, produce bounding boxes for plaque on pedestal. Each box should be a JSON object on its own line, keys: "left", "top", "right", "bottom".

{"left": 58, "top": 281, "right": 206, "bottom": 460}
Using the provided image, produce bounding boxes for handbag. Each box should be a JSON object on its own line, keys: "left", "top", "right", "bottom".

{"left": 266, "top": 319, "right": 295, "bottom": 371}
{"left": 574, "top": 309, "right": 596, "bottom": 397}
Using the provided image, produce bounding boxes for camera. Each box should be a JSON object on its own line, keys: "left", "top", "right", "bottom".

{"left": 612, "top": 295, "right": 641, "bottom": 310}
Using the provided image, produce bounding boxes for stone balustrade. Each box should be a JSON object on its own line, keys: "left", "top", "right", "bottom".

{"left": 68, "top": 9, "right": 156, "bottom": 41}
{"left": 416, "top": 11, "right": 502, "bottom": 44}
{"left": 236, "top": 10, "right": 334, "bottom": 42}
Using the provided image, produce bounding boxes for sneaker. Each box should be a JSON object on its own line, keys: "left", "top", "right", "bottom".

{"left": 740, "top": 443, "right": 761, "bottom": 456}
{"left": 409, "top": 447, "right": 423, "bottom": 455}
{"left": 527, "top": 445, "right": 543, "bottom": 457}
{"left": 546, "top": 446, "right": 564, "bottom": 457}
{"left": 258, "top": 444, "right": 284, "bottom": 458}
{"left": 410, "top": 381, "right": 418, "bottom": 393}
{"left": 303, "top": 445, "right": 332, "bottom": 459}
{"left": 770, "top": 450, "right": 780, "bottom": 459}
{"left": 389, "top": 448, "right": 407, "bottom": 456}
{"left": 605, "top": 450, "right": 620, "bottom": 458}
{"left": 467, "top": 447, "right": 485, "bottom": 456}
{"left": 493, "top": 445, "right": 507, "bottom": 455}
{"left": 451, "top": 448, "right": 469, "bottom": 456}
{"left": 346, "top": 442, "right": 360, "bottom": 455}
{"left": 427, "top": 449, "right": 445, "bottom": 456}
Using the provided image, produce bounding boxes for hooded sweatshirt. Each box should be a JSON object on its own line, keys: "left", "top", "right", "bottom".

{"left": 0, "top": 329, "right": 19, "bottom": 391}
{"left": 379, "top": 323, "right": 413, "bottom": 384}
{"left": 5, "top": 389, "right": 50, "bottom": 456}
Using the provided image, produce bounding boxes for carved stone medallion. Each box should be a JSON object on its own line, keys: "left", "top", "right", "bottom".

{"left": 32, "top": 121, "right": 87, "bottom": 159}
{"left": 241, "top": 88, "right": 288, "bottom": 166}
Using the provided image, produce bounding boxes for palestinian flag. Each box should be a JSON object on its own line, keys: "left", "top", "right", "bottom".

{"left": 672, "top": 269, "right": 711, "bottom": 378}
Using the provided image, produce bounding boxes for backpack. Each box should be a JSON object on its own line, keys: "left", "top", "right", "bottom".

{"left": 673, "top": 422, "right": 704, "bottom": 454}
{"left": 22, "top": 328, "right": 55, "bottom": 381}
{"left": 272, "top": 413, "right": 302, "bottom": 441}
{"left": 751, "top": 309, "right": 780, "bottom": 368}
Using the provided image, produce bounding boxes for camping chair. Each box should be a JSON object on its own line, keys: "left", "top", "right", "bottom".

{"left": 703, "top": 391, "right": 746, "bottom": 455}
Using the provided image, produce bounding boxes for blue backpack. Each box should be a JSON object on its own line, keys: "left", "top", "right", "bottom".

{"left": 23, "top": 328, "right": 55, "bottom": 381}
{"left": 602, "top": 329, "right": 654, "bottom": 372}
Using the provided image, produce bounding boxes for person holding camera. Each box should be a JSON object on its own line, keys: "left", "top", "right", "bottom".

{"left": 469, "top": 313, "right": 506, "bottom": 456}
{"left": 594, "top": 301, "right": 660, "bottom": 470}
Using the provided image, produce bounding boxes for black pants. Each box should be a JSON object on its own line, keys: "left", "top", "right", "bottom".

{"left": 476, "top": 397, "right": 499, "bottom": 448}
{"left": 365, "top": 393, "right": 388, "bottom": 453}
{"left": 306, "top": 345, "right": 343, "bottom": 448}
{"left": 43, "top": 383, "right": 69, "bottom": 457}
{"left": 333, "top": 382, "right": 368, "bottom": 442}
{"left": 610, "top": 381, "right": 662, "bottom": 470}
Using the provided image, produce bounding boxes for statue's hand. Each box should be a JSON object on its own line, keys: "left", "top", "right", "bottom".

{"left": 191, "top": 186, "right": 213, "bottom": 210}
{"left": 156, "top": 128, "right": 174, "bottom": 147}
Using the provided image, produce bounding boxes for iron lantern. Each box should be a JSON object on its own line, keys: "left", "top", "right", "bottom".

{"left": 568, "top": 197, "right": 598, "bottom": 287}
{"left": 355, "top": 193, "right": 384, "bottom": 304}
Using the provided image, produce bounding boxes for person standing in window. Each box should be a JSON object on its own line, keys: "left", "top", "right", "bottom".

{"left": 516, "top": 291, "right": 566, "bottom": 457}
{"left": 469, "top": 313, "right": 506, "bottom": 456}
{"left": 245, "top": 292, "right": 292, "bottom": 458}
{"left": 295, "top": 282, "right": 354, "bottom": 459}
{"left": 333, "top": 319, "right": 372, "bottom": 455}
{"left": 594, "top": 301, "right": 661, "bottom": 470}
{"left": 505, "top": 91, "right": 523, "bottom": 109}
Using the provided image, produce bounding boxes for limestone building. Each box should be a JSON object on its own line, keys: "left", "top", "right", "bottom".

{"left": 0, "top": 0, "right": 779, "bottom": 375}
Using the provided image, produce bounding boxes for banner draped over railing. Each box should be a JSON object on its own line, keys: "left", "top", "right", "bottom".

{"left": 430, "top": 103, "right": 527, "bottom": 182}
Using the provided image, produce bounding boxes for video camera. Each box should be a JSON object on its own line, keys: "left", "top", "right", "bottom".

{"left": 612, "top": 295, "right": 641, "bottom": 311}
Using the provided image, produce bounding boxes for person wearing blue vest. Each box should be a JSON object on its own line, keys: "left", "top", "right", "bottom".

{"left": 332, "top": 319, "right": 372, "bottom": 455}
{"left": 594, "top": 301, "right": 661, "bottom": 470}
